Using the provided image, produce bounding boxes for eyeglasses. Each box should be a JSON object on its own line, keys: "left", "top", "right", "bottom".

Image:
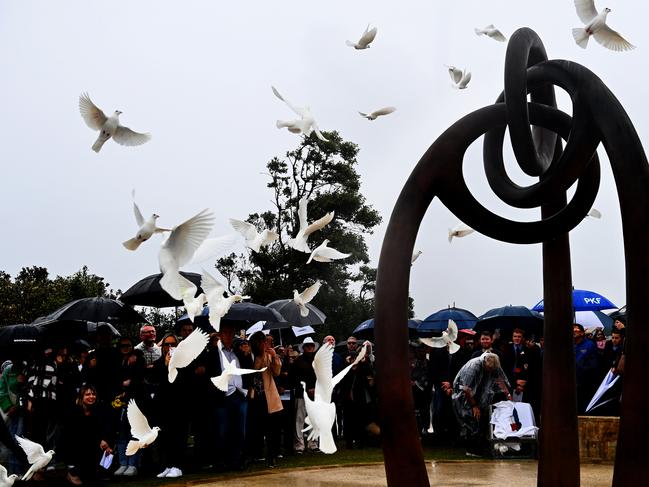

{"left": 347, "top": 342, "right": 357, "bottom": 345}
{"left": 163, "top": 342, "right": 177, "bottom": 347}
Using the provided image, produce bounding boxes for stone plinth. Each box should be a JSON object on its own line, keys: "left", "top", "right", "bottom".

{"left": 578, "top": 416, "right": 619, "bottom": 462}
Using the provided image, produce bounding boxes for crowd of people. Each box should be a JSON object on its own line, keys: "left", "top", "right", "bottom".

{"left": 410, "top": 320, "right": 626, "bottom": 456}
{"left": 0, "top": 317, "right": 626, "bottom": 483}
{"left": 0, "top": 321, "right": 379, "bottom": 484}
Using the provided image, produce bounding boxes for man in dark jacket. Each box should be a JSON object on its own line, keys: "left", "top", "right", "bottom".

{"left": 288, "top": 337, "right": 318, "bottom": 453}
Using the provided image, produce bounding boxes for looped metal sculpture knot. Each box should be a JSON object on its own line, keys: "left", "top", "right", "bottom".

{"left": 375, "top": 27, "right": 649, "bottom": 487}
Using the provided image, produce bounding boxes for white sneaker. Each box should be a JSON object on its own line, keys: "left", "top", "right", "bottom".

{"left": 123, "top": 466, "right": 138, "bottom": 476}
{"left": 114, "top": 465, "right": 127, "bottom": 476}
{"left": 166, "top": 467, "right": 183, "bottom": 478}
{"left": 157, "top": 467, "right": 171, "bottom": 478}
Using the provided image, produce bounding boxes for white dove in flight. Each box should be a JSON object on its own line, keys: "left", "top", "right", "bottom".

{"left": 294, "top": 281, "right": 322, "bottom": 317}
{"left": 159, "top": 209, "right": 214, "bottom": 302}
{"left": 587, "top": 208, "right": 602, "bottom": 219}
{"left": 188, "top": 233, "right": 240, "bottom": 265}
{"left": 272, "top": 86, "right": 329, "bottom": 142}
{"left": 211, "top": 343, "right": 266, "bottom": 392}
{"left": 448, "top": 223, "right": 475, "bottom": 243}
{"left": 419, "top": 320, "right": 460, "bottom": 354}
{"left": 359, "top": 106, "right": 396, "bottom": 120}
{"left": 79, "top": 92, "right": 151, "bottom": 153}
{"left": 229, "top": 218, "right": 279, "bottom": 252}
{"left": 168, "top": 328, "right": 210, "bottom": 383}
{"left": 572, "top": 1, "right": 634, "bottom": 51}
{"left": 346, "top": 25, "right": 378, "bottom": 49}
{"left": 307, "top": 239, "right": 351, "bottom": 264}
{"left": 0, "top": 465, "right": 18, "bottom": 486}
{"left": 474, "top": 25, "right": 507, "bottom": 42}
{"left": 289, "top": 196, "right": 335, "bottom": 253}
{"left": 123, "top": 190, "right": 171, "bottom": 251}
{"left": 126, "top": 399, "right": 160, "bottom": 455}
{"left": 446, "top": 65, "right": 472, "bottom": 89}
{"left": 15, "top": 436, "right": 54, "bottom": 481}
{"left": 184, "top": 293, "right": 207, "bottom": 323}
{"left": 201, "top": 268, "right": 249, "bottom": 332}
{"left": 411, "top": 250, "right": 423, "bottom": 265}
{"left": 302, "top": 342, "right": 368, "bottom": 453}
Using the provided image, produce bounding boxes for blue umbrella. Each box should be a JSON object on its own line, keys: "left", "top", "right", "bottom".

{"left": 474, "top": 305, "right": 544, "bottom": 336}
{"left": 352, "top": 318, "right": 420, "bottom": 338}
{"left": 532, "top": 289, "right": 617, "bottom": 312}
{"left": 417, "top": 307, "right": 477, "bottom": 335}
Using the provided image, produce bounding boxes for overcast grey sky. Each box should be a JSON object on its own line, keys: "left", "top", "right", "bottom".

{"left": 1, "top": 0, "right": 645, "bottom": 320}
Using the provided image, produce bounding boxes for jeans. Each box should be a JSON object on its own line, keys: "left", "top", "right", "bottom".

{"left": 214, "top": 392, "right": 247, "bottom": 470}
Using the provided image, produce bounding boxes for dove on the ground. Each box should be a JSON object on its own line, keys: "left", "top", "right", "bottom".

{"left": 288, "top": 197, "right": 335, "bottom": 253}
{"left": 0, "top": 464, "right": 18, "bottom": 486}
{"left": 411, "top": 250, "right": 422, "bottom": 264}
{"left": 79, "top": 93, "right": 151, "bottom": 153}
{"left": 474, "top": 25, "right": 507, "bottom": 42}
{"left": 346, "top": 25, "right": 378, "bottom": 49}
{"left": 294, "top": 281, "right": 322, "bottom": 317}
{"left": 359, "top": 106, "right": 396, "bottom": 120}
{"left": 302, "top": 342, "right": 368, "bottom": 453}
{"left": 572, "top": 1, "right": 634, "bottom": 51}
{"left": 15, "top": 436, "right": 54, "bottom": 481}
{"left": 419, "top": 320, "right": 460, "bottom": 354}
{"left": 159, "top": 209, "right": 214, "bottom": 302}
{"left": 211, "top": 343, "right": 266, "bottom": 392}
{"left": 229, "top": 218, "right": 279, "bottom": 252}
{"left": 126, "top": 399, "right": 160, "bottom": 455}
{"left": 587, "top": 208, "right": 602, "bottom": 219}
{"left": 272, "top": 86, "right": 329, "bottom": 142}
{"left": 448, "top": 223, "right": 475, "bottom": 243}
{"left": 123, "top": 190, "right": 171, "bottom": 251}
{"left": 446, "top": 65, "right": 472, "bottom": 89}
{"left": 201, "top": 268, "right": 250, "bottom": 332}
{"left": 168, "top": 328, "right": 210, "bottom": 383}
{"left": 307, "top": 239, "right": 351, "bottom": 264}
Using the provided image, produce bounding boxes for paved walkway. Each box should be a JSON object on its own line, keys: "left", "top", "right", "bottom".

{"left": 191, "top": 461, "right": 614, "bottom": 486}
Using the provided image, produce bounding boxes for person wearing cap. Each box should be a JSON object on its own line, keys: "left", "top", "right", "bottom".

{"left": 288, "top": 337, "right": 319, "bottom": 453}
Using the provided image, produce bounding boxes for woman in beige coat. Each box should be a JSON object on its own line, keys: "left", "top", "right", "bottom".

{"left": 247, "top": 332, "right": 283, "bottom": 467}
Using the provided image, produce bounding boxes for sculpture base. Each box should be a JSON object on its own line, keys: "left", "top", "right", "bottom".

{"left": 578, "top": 416, "right": 619, "bottom": 463}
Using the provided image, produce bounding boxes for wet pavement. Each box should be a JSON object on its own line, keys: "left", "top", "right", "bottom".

{"left": 190, "top": 461, "right": 614, "bottom": 486}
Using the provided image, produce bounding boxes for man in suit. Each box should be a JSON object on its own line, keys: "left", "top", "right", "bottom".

{"left": 501, "top": 328, "right": 530, "bottom": 402}
{"left": 208, "top": 321, "right": 250, "bottom": 472}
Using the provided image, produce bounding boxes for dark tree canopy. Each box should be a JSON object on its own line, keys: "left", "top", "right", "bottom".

{"left": 218, "top": 131, "right": 383, "bottom": 340}
{"left": 0, "top": 265, "right": 116, "bottom": 326}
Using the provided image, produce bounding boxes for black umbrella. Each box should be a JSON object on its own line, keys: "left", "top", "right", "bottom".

{"left": 35, "top": 319, "right": 122, "bottom": 343}
{"left": 177, "top": 302, "right": 286, "bottom": 331}
{"left": 474, "top": 305, "right": 544, "bottom": 336}
{"left": 87, "top": 321, "right": 122, "bottom": 337}
{"left": 0, "top": 324, "right": 41, "bottom": 347}
{"left": 33, "top": 297, "right": 145, "bottom": 325}
{"left": 608, "top": 305, "right": 626, "bottom": 323}
{"left": 266, "top": 299, "right": 326, "bottom": 327}
{"left": 352, "top": 318, "right": 420, "bottom": 339}
{"left": 120, "top": 272, "right": 204, "bottom": 308}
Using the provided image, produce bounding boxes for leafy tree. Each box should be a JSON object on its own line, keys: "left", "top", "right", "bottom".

{"left": 0, "top": 266, "right": 116, "bottom": 326}
{"left": 218, "top": 131, "right": 382, "bottom": 340}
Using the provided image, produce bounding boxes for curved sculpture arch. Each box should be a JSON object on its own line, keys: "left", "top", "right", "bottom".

{"left": 375, "top": 28, "right": 649, "bottom": 487}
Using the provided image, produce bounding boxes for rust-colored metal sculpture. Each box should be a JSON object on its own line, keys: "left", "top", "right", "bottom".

{"left": 375, "top": 27, "right": 649, "bottom": 487}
